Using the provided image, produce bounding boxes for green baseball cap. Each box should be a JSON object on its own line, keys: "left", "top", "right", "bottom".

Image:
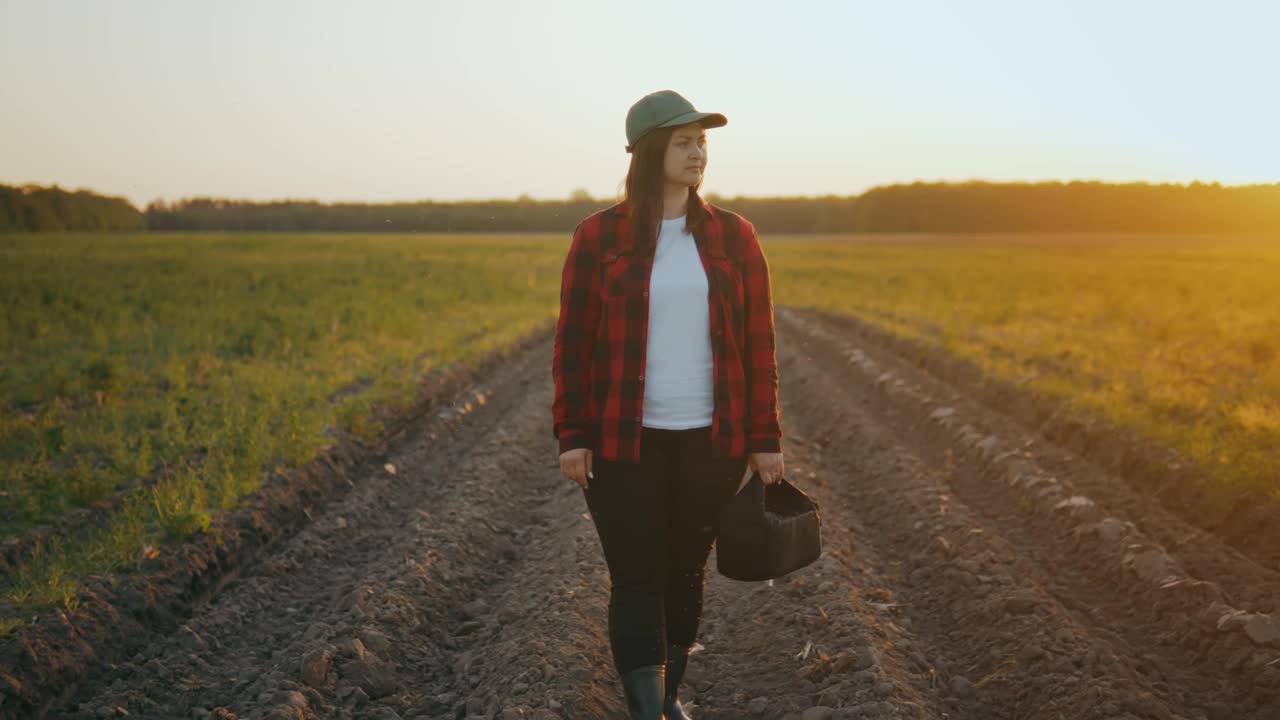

{"left": 625, "top": 89, "right": 727, "bottom": 153}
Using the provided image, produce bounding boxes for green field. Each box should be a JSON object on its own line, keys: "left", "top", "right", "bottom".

{"left": 769, "top": 233, "right": 1280, "bottom": 508}
{"left": 0, "top": 233, "right": 563, "bottom": 636}
{"left": 2, "top": 231, "right": 1278, "bottom": 637}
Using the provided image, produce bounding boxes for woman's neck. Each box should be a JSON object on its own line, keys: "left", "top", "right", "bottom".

{"left": 662, "top": 184, "right": 689, "bottom": 219}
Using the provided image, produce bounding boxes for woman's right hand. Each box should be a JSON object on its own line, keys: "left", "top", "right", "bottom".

{"left": 560, "top": 448, "right": 593, "bottom": 489}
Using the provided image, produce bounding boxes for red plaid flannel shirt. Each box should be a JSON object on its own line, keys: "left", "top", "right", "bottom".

{"left": 551, "top": 195, "right": 782, "bottom": 462}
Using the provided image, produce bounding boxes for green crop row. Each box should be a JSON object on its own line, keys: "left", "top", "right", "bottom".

{"left": 0, "top": 232, "right": 564, "bottom": 637}
{"left": 768, "top": 233, "right": 1280, "bottom": 511}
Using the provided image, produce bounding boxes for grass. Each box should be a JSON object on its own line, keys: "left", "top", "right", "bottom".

{"left": 0, "top": 232, "right": 564, "bottom": 637}
{"left": 3, "top": 229, "right": 1278, "bottom": 639}
{"left": 766, "top": 232, "right": 1280, "bottom": 512}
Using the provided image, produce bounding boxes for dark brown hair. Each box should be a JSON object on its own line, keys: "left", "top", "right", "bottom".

{"left": 620, "top": 123, "right": 709, "bottom": 252}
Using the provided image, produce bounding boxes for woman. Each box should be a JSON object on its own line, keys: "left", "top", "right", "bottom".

{"left": 551, "top": 89, "right": 784, "bottom": 719}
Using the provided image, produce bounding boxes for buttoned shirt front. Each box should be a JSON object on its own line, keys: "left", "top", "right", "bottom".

{"left": 551, "top": 195, "right": 782, "bottom": 462}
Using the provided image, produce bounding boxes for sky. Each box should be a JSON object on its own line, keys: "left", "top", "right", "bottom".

{"left": 2, "top": 0, "right": 1277, "bottom": 208}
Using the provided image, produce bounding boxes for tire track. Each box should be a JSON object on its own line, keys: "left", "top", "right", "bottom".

{"left": 775, "top": 306, "right": 1277, "bottom": 719}
{"left": 45, "top": 306, "right": 1277, "bottom": 720}
{"left": 50, "top": 336, "right": 594, "bottom": 719}
{"left": 804, "top": 306, "right": 1280, "bottom": 615}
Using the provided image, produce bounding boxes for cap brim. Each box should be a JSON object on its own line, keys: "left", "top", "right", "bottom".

{"left": 658, "top": 110, "right": 728, "bottom": 130}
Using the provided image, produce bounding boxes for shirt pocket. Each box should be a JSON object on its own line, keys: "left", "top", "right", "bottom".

{"left": 600, "top": 250, "right": 646, "bottom": 301}
{"left": 706, "top": 252, "right": 745, "bottom": 309}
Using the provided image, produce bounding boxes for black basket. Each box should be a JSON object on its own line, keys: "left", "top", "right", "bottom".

{"left": 715, "top": 471, "right": 822, "bottom": 581}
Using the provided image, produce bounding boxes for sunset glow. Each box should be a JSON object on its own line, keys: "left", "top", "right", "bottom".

{"left": 1, "top": 0, "right": 1275, "bottom": 207}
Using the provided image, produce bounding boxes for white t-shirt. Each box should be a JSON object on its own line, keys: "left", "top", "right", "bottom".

{"left": 641, "top": 214, "right": 715, "bottom": 429}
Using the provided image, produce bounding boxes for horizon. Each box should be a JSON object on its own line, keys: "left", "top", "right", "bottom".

{"left": 9, "top": 176, "right": 1274, "bottom": 211}
{"left": 3, "top": 1, "right": 1276, "bottom": 209}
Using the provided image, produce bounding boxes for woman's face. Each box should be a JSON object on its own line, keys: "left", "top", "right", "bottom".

{"left": 663, "top": 123, "right": 708, "bottom": 187}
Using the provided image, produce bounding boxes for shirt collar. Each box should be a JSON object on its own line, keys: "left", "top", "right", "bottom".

{"left": 609, "top": 194, "right": 714, "bottom": 218}
{"left": 608, "top": 195, "right": 724, "bottom": 257}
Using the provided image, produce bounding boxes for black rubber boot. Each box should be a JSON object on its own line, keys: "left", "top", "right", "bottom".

{"left": 663, "top": 643, "right": 694, "bottom": 720}
{"left": 620, "top": 664, "right": 666, "bottom": 719}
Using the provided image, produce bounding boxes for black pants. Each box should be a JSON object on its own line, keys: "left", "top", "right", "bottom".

{"left": 582, "top": 425, "right": 749, "bottom": 676}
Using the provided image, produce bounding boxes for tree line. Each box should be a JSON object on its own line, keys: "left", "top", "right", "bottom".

{"left": 1, "top": 183, "right": 144, "bottom": 232}
{"left": 4, "top": 180, "right": 1279, "bottom": 233}
{"left": 139, "top": 181, "right": 1280, "bottom": 234}
{"left": 142, "top": 195, "right": 608, "bottom": 232}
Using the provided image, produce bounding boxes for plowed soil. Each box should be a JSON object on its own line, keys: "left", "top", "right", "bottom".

{"left": 14, "top": 306, "right": 1280, "bottom": 720}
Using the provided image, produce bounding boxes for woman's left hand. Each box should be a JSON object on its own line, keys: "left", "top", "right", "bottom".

{"left": 749, "top": 452, "right": 785, "bottom": 485}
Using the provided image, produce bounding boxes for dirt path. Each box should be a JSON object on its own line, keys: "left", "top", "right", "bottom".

{"left": 45, "top": 307, "right": 1276, "bottom": 719}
